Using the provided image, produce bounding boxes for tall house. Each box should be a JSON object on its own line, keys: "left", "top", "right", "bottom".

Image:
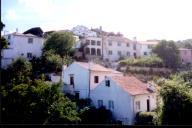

{"left": 103, "top": 36, "right": 134, "bottom": 62}
{"left": 1, "top": 32, "right": 44, "bottom": 68}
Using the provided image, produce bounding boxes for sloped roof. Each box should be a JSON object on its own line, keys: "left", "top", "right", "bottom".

{"left": 137, "top": 41, "right": 158, "bottom": 45}
{"left": 23, "top": 27, "right": 43, "bottom": 37}
{"left": 75, "top": 61, "right": 122, "bottom": 73}
{"left": 11, "top": 32, "right": 39, "bottom": 38}
{"left": 112, "top": 76, "right": 152, "bottom": 95}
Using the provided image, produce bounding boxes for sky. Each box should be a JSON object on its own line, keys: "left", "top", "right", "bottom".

{"left": 1, "top": 0, "right": 192, "bottom": 41}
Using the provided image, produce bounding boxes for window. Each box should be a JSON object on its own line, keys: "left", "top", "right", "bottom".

{"left": 85, "top": 48, "right": 90, "bottom": 54}
{"left": 97, "top": 41, "right": 101, "bottom": 46}
{"left": 118, "top": 51, "right": 122, "bottom": 56}
{"left": 136, "top": 101, "right": 140, "bottom": 110}
{"left": 28, "top": 38, "right": 33, "bottom": 43}
{"left": 91, "top": 48, "right": 96, "bottom": 55}
{"left": 117, "top": 42, "right": 121, "bottom": 46}
{"left": 133, "top": 44, "right": 136, "bottom": 50}
{"left": 108, "top": 100, "right": 114, "bottom": 110}
{"left": 21, "top": 53, "right": 24, "bottom": 56}
{"left": 127, "top": 43, "right": 130, "bottom": 47}
{"left": 97, "top": 49, "right": 101, "bottom": 56}
{"left": 148, "top": 45, "right": 152, "bottom": 49}
{"left": 86, "top": 40, "right": 90, "bottom": 45}
{"left": 105, "top": 80, "right": 110, "bottom": 87}
{"left": 108, "top": 41, "right": 112, "bottom": 46}
{"left": 8, "top": 35, "right": 11, "bottom": 39}
{"left": 108, "top": 50, "right": 113, "bottom": 55}
{"left": 69, "top": 74, "right": 74, "bottom": 87}
{"left": 91, "top": 40, "right": 96, "bottom": 45}
{"left": 144, "top": 52, "right": 147, "bottom": 55}
{"left": 98, "top": 100, "right": 103, "bottom": 108}
{"left": 27, "top": 52, "right": 32, "bottom": 58}
{"left": 94, "top": 76, "right": 99, "bottom": 83}
{"left": 127, "top": 52, "right": 130, "bottom": 56}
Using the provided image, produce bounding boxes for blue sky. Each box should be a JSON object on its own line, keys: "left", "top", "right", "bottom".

{"left": 2, "top": 0, "right": 192, "bottom": 41}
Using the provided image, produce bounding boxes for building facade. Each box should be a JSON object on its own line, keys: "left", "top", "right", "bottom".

{"left": 136, "top": 41, "right": 158, "bottom": 57}
{"left": 103, "top": 36, "right": 135, "bottom": 62}
{"left": 179, "top": 48, "right": 192, "bottom": 64}
{"left": 62, "top": 61, "right": 122, "bottom": 99}
{"left": 1, "top": 32, "right": 44, "bottom": 68}
{"left": 91, "top": 75, "right": 157, "bottom": 125}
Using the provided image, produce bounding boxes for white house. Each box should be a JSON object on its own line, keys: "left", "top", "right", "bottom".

{"left": 1, "top": 32, "right": 44, "bottom": 68}
{"left": 72, "top": 25, "right": 97, "bottom": 37}
{"left": 102, "top": 36, "right": 135, "bottom": 62}
{"left": 91, "top": 75, "right": 157, "bottom": 125}
{"left": 135, "top": 41, "right": 159, "bottom": 57}
{"left": 62, "top": 61, "right": 123, "bottom": 99}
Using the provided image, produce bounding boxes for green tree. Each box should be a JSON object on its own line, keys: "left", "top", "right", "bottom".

{"left": 1, "top": 80, "right": 80, "bottom": 124}
{"left": 43, "top": 50, "right": 63, "bottom": 73}
{"left": 7, "top": 57, "right": 32, "bottom": 84}
{"left": 152, "top": 40, "right": 181, "bottom": 69}
{"left": 157, "top": 74, "right": 192, "bottom": 125}
{"left": 1, "top": 37, "right": 8, "bottom": 50}
{"left": 43, "top": 31, "right": 75, "bottom": 58}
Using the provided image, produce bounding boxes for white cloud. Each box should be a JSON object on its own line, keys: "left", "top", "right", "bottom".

{"left": 18, "top": 0, "right": 57, "bottom": 18}
{"left": 5, "top": 9, "right": 20, "bottom": 21}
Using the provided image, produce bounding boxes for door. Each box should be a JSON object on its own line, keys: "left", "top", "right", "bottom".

{"left": 75, "top": 91, "right": 79, "bottom": 99}
{"left": 147, "top": 99, "right": 150, "bottom": 112}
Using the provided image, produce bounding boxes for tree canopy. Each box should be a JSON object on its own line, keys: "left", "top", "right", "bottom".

{"left": 155, "top": 73, "right": 192, "bottom": 125}
{"left": 119, "top": 55, "right": 164, "bottom": 67}
{"left": 1, "top": 37, "right": 8, "bottom": 50}
{"left": 152, "top": 40, "right": 181, "bottom": 69}
{"left": 43, "top": 31, "right": 75, "bottom": 58}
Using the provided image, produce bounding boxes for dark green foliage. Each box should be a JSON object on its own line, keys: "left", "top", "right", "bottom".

{"left": 157, "top": 73, "right": 192, "bottom": 125}
{"left": 119, "top": 55, "right": 164, "bottom": 67}
{"left": 135, "top": 112, "right": 156, "bottom": 125}
{"left": 43, "top": 50, "right": 63, "bottom": 73}
{"left": 177, "top": 39, "right": 192, "bottom": 49}
{"left": 79, "top": 106, "right": 115, "bottom": 124}
{"left": 43, "top": 31, "right": 75, "bottom": 58}
{"left": 1, "top": 80, "right": 80, "bottom": 124}
{"left": 1, "top": 36, "right": 8, "bottom": 50}
{"left": 152, "top": 40, "right": 181, "bottom": 69}
{"left": 7, "top": 57, "right": 32, "bottom": 84}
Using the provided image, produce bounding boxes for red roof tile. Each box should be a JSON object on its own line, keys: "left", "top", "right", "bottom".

{"left": 137, "top": 41, "right": 158, "bottom": 45}
{"left": 75, "top": 61, "right": 122, "bottom": 73}
{"left": 112, "top": 76, "right": 152, "bottom": 95}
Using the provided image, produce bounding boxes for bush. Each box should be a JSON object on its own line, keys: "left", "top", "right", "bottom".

{"left": 135, "top": 111, "right": 156, "bottom": 125}
{"left": 119, "top": 55, "right": 164, "bottom": 68}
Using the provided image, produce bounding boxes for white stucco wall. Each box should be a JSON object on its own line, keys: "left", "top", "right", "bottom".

{"left": 63, "top": 63, "right": 90, "bottom": 99}
{"left": 91, "top": 77, "right": 135, "bottom": 125}
{"left": 2, "top": 33, "right": 44, "bottom": 68}
{"left": 103, "top": 37, "right": 135, "bottom": 62}
{"left": 134, "top": 93, "right": 157, "bottom": 113}
{"left": 90, "top": 71, "right": 123, "bottom": 90}
{"left": 91, "top": 77, "right": 157, "bottom": 125}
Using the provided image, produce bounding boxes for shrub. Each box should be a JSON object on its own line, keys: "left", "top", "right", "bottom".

{"left": 135, "top": 111, "right": 156, "bottom": 125}
{"left": 119, "top": 55, "right": 164, "bottom": 68}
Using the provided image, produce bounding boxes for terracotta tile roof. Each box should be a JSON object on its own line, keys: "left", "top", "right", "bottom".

{"left": 137, "top": 41, "right": 158, "bottom": 45}
{"left": 112, "top": 75, "right": 152, "bottom": 95}
{"left": 75, "top": 61, "right": 122, "bottom": 73}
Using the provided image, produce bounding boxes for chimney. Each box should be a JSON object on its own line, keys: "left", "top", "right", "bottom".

{"left": 16, "top": 28, "right": 18, "bottom": 33}
{"left": 100, "top": 26, "right": 102, "bottom": 32}
{"left": 88, "top": 61, "right": 93, "bottom": 70}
